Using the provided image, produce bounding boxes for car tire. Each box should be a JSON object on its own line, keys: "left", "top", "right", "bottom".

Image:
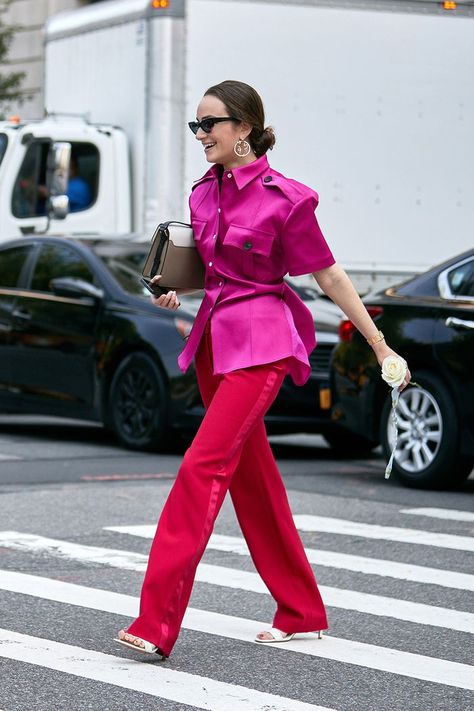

{"left": 108, "top": 352, "right": 167, "bottom": 451}
{"left": 323, "top": 430, "right": 378, "bottom": 457}
{"left": 380, "top": 370, "right": 473, "bottom": 489}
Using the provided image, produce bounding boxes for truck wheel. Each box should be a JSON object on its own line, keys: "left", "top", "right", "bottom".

{"left": 380, "top": 371, "right": 473, "bottom": 489}
{"left": 323, "top": 430, "right": 377, "bottom": 457}
{"left": 108, "top": 353, "right": 167, "bottom": 451}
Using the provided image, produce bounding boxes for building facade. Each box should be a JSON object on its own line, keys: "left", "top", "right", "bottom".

{"left": 2, "top": 0, "right": 102, "bottom": 119}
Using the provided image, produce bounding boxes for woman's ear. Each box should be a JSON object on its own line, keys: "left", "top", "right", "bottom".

{"left": 239, "top": 121, "right": 253, "bottom": 140}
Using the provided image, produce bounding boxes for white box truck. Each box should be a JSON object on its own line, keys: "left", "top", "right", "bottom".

{"left": 0, "top": 0, "right": 473, "bottom": 291}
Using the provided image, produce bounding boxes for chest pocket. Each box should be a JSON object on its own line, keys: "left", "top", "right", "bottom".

{"left": 223, "top": 224, "right": 276, "bottom": 257}
{"left": 191, "top": 218, "right": 207, "bottom": 242}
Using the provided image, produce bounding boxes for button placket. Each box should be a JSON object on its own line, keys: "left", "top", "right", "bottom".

{"left": 206, "top": 181, "right": 225, "bottom": 312}
{"left": 210, "top": 189, "right": 221, "bottom": 258}
{"left": 206, "top": 186, "right": 221, "bottom": 284}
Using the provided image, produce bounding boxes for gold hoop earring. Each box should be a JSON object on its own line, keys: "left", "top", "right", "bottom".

{"left": 234, "top": 139, "right": 251, "bottom": 157}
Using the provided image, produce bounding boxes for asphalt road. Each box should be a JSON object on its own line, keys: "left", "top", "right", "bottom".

{"left": 0, "top": 416, "right": 473, "bottom": 711}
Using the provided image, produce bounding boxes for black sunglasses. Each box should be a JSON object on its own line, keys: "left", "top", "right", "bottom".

{"left": 188, "top": 116, "right": 240, "bottom": 135}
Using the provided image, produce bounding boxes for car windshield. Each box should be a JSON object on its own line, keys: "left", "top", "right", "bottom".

{"left": 0, "top": 134, "right": 7, "bottom": 167}
{"left": 92, "top": 241, "right": 150, "bottom": 296}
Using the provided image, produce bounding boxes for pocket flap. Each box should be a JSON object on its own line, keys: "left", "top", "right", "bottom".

{"left": 191, "top": 218, "right": 207, "bottom": 241}
{"left": 223, "top": 224, "right": 275, "bottom": 257}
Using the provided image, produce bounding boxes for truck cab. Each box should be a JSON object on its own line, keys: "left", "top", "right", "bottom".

{"left": 0, "top": 116, "right": 131, "bottom": 239}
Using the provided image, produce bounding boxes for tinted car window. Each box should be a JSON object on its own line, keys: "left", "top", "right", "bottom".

{"left": 93, "top": 243, "right": 148, "bottom": 296}
{"left": 0, "top": 245, "right": 31, "bottom": 288}
{"left": 31, "top": 244, "right": 94, "bottom": 292}
{"left": 0, "top": 133, "right": 7, "bottom": 167}
{"left": 447, "top": 260, "right": 474, "bottom": 297}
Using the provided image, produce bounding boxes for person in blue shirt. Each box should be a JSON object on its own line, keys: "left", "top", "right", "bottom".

{"left": 18, "top": 153, "right": 92, "bottom": 216}
{"left": 66, "top": 155, "right": 92, "bottom": 212}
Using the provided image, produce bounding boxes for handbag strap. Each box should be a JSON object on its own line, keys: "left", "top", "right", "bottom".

{"left": 150, "top": 226, "right": 168, "bottom": 277}
{"left": 159, "top": 220, "right": 192, "bottom": 230}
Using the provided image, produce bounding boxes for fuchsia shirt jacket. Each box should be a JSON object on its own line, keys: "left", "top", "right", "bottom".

{"left": 177, "top": 154, "right": 336, "bottom": 387}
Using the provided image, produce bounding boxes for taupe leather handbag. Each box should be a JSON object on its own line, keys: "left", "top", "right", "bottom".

{"left": 141, "top": 221, "right": 205, "bottom": 294}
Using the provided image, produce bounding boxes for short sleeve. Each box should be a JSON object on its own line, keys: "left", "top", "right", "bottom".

{"left": 280, "top": 194, "right": 335, "bottom": 276}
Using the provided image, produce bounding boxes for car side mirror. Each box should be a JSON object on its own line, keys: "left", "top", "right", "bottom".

{"left": 46, "top": 142, "right": 71, "bottom": 220}
{"left": 50, "top": 277, "right": 104, "bottom": 301}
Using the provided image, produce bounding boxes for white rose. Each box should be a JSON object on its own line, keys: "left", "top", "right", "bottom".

{"left": 381, "top": 355, "right": 407, "bottom": 388}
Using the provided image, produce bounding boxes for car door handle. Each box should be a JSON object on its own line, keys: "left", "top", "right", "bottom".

{"left": 445, "top": 316, "right": 474, "bottom": 331}
{"left": 12, "top": 308, "right": 32, "bottom": 322}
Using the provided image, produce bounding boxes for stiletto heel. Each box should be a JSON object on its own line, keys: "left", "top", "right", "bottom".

{"left": 255, "top": 628, "right": 326, "bottom": 643}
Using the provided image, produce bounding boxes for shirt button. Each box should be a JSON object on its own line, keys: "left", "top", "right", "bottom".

{"left": 263, "top": 175, "right": 272, "bottom": 183}
{"left": 208, "top": 261, "right": 213, "bottom": 267}
{"left": 243, "top": 241, "right": 252, "bottom": 250}
{"left": 219, "top": 281, "right": 223, "bottom": 286}
{"left": 212, "top": 234, "right": 216, "bottom": 239}
{"left": 227, "top": 172, "right": 232, "bottom": 178}
{"left": 218, "top": 208, "right": 221, "bottom": 213}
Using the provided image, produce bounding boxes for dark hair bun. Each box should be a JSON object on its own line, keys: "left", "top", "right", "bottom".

{"left": 252, "top": 126, "right": 276, "bottom": 157}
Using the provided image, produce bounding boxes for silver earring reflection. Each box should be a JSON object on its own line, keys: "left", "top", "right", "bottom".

{"left": 234, "top": 138, "right": 251, "bottom": 157}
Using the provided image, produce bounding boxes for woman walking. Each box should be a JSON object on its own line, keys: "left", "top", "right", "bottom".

{"left": 117, "top": 80, "right": 410, "bottom": 659}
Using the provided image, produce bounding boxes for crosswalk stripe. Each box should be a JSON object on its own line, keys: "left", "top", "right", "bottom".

{"left": 0, "top": 628, "right": 330, "bottom": 711}
{"left": 106, "top": 526, "right": 474, "bottom": 592}
{"left": 293, "top": 515, "right": 474, "bottom": 552}
{"left": 194, "top": 565, "right": 474, "bottom": 634}
{"left": 399, "top": 508, "right": 474, "bottom": 523}
{"left": 0, "top": 570, "right": 473, "bottom": 691}
{"left": 1, "top": 531, "right": 473, "bottom": 633}
{"left": 0, "top": 530, "right": 146, "bottom": 571}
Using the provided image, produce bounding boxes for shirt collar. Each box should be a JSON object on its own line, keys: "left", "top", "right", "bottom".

{"left": 230, "top": 154, "right": 269, "bottom": 190}
{"left": 194, "top": 154, "right": 270, "bottom": 191}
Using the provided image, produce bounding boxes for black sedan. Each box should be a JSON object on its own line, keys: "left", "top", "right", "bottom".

{"left": 0, "top": 235, "right": 340, "bottom": 450}
{"left": 331, "top": 250, "right": 474, "bottom": 488}
{"left": 0, "top": 235, "right": 201, "bottom": 450}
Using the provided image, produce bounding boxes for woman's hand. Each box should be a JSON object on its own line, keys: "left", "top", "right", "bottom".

{"left": 149, "top": 275, "right": 180, "bottom": 311}
{"left": 372, "top": 341, "right": 411, "bottom": 391}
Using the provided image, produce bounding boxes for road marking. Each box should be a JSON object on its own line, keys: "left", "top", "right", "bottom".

{"left": 0, "top": 531, "right": 147, "bottom": 571}
{"left": 81, "top": 473, "right": 176, "bottom": 481}
{"left": 0, "top": 453, "right": 20, "bottom": 460}
{"left": 1, "top": 571, "right": 473, "bottom": 691}
{"left": 1, "top": 532, "right": 472, "bottom": 633}
{"left": 293, "top": 515, "right": 474, "bottom": 552}
{"left": 106, "top": 526, "right": 474, "bottom": 593}
{"left": 400, "top": 508, "right": 474, "bottom": 523}
{"left": 0, "top": 628, "right": 329, "bottom": 711}
{"left": 194, "top": 565, "right": 474, "bottom": 634}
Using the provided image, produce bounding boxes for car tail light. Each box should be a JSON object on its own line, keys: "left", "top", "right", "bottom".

{"left": 338, "top": 306, "right": 384, "bottom": 342}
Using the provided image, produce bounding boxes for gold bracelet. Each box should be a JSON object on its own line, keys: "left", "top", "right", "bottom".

{"left": 367, "top": 330, "right": 385, "bottom": 346}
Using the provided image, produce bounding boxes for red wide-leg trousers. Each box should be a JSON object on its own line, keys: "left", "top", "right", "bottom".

{"left": 126, "top": 323, "right": 328, "bottom": 657}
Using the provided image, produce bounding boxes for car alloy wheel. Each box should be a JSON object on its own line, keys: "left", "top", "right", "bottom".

{"left": 381, "top": 370, "right": 472, "bottom": 489}
{"left": 109, "top": 352, "right": 166, "bottom": 450}
{"left": 388, "top": 387, "right": 442, "bottom": 473}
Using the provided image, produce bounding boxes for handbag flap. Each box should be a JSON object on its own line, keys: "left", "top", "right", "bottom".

{"left": 167, "top": 222, "right": 195, "bottom": 248}
{"left": 142, "top": 221, "right": 204, "bottom": 289}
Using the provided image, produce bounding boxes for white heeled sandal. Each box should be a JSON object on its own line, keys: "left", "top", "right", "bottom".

{"left": 255, "top": 627, "right": 324, "bottom": 643}
{"left": 114, "top": 631, "right": 167, "bottom": 659}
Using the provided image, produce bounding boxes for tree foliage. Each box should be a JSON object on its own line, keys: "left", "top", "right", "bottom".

{"left": 0, "top": 0, "right": 26, "bottom": 118}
